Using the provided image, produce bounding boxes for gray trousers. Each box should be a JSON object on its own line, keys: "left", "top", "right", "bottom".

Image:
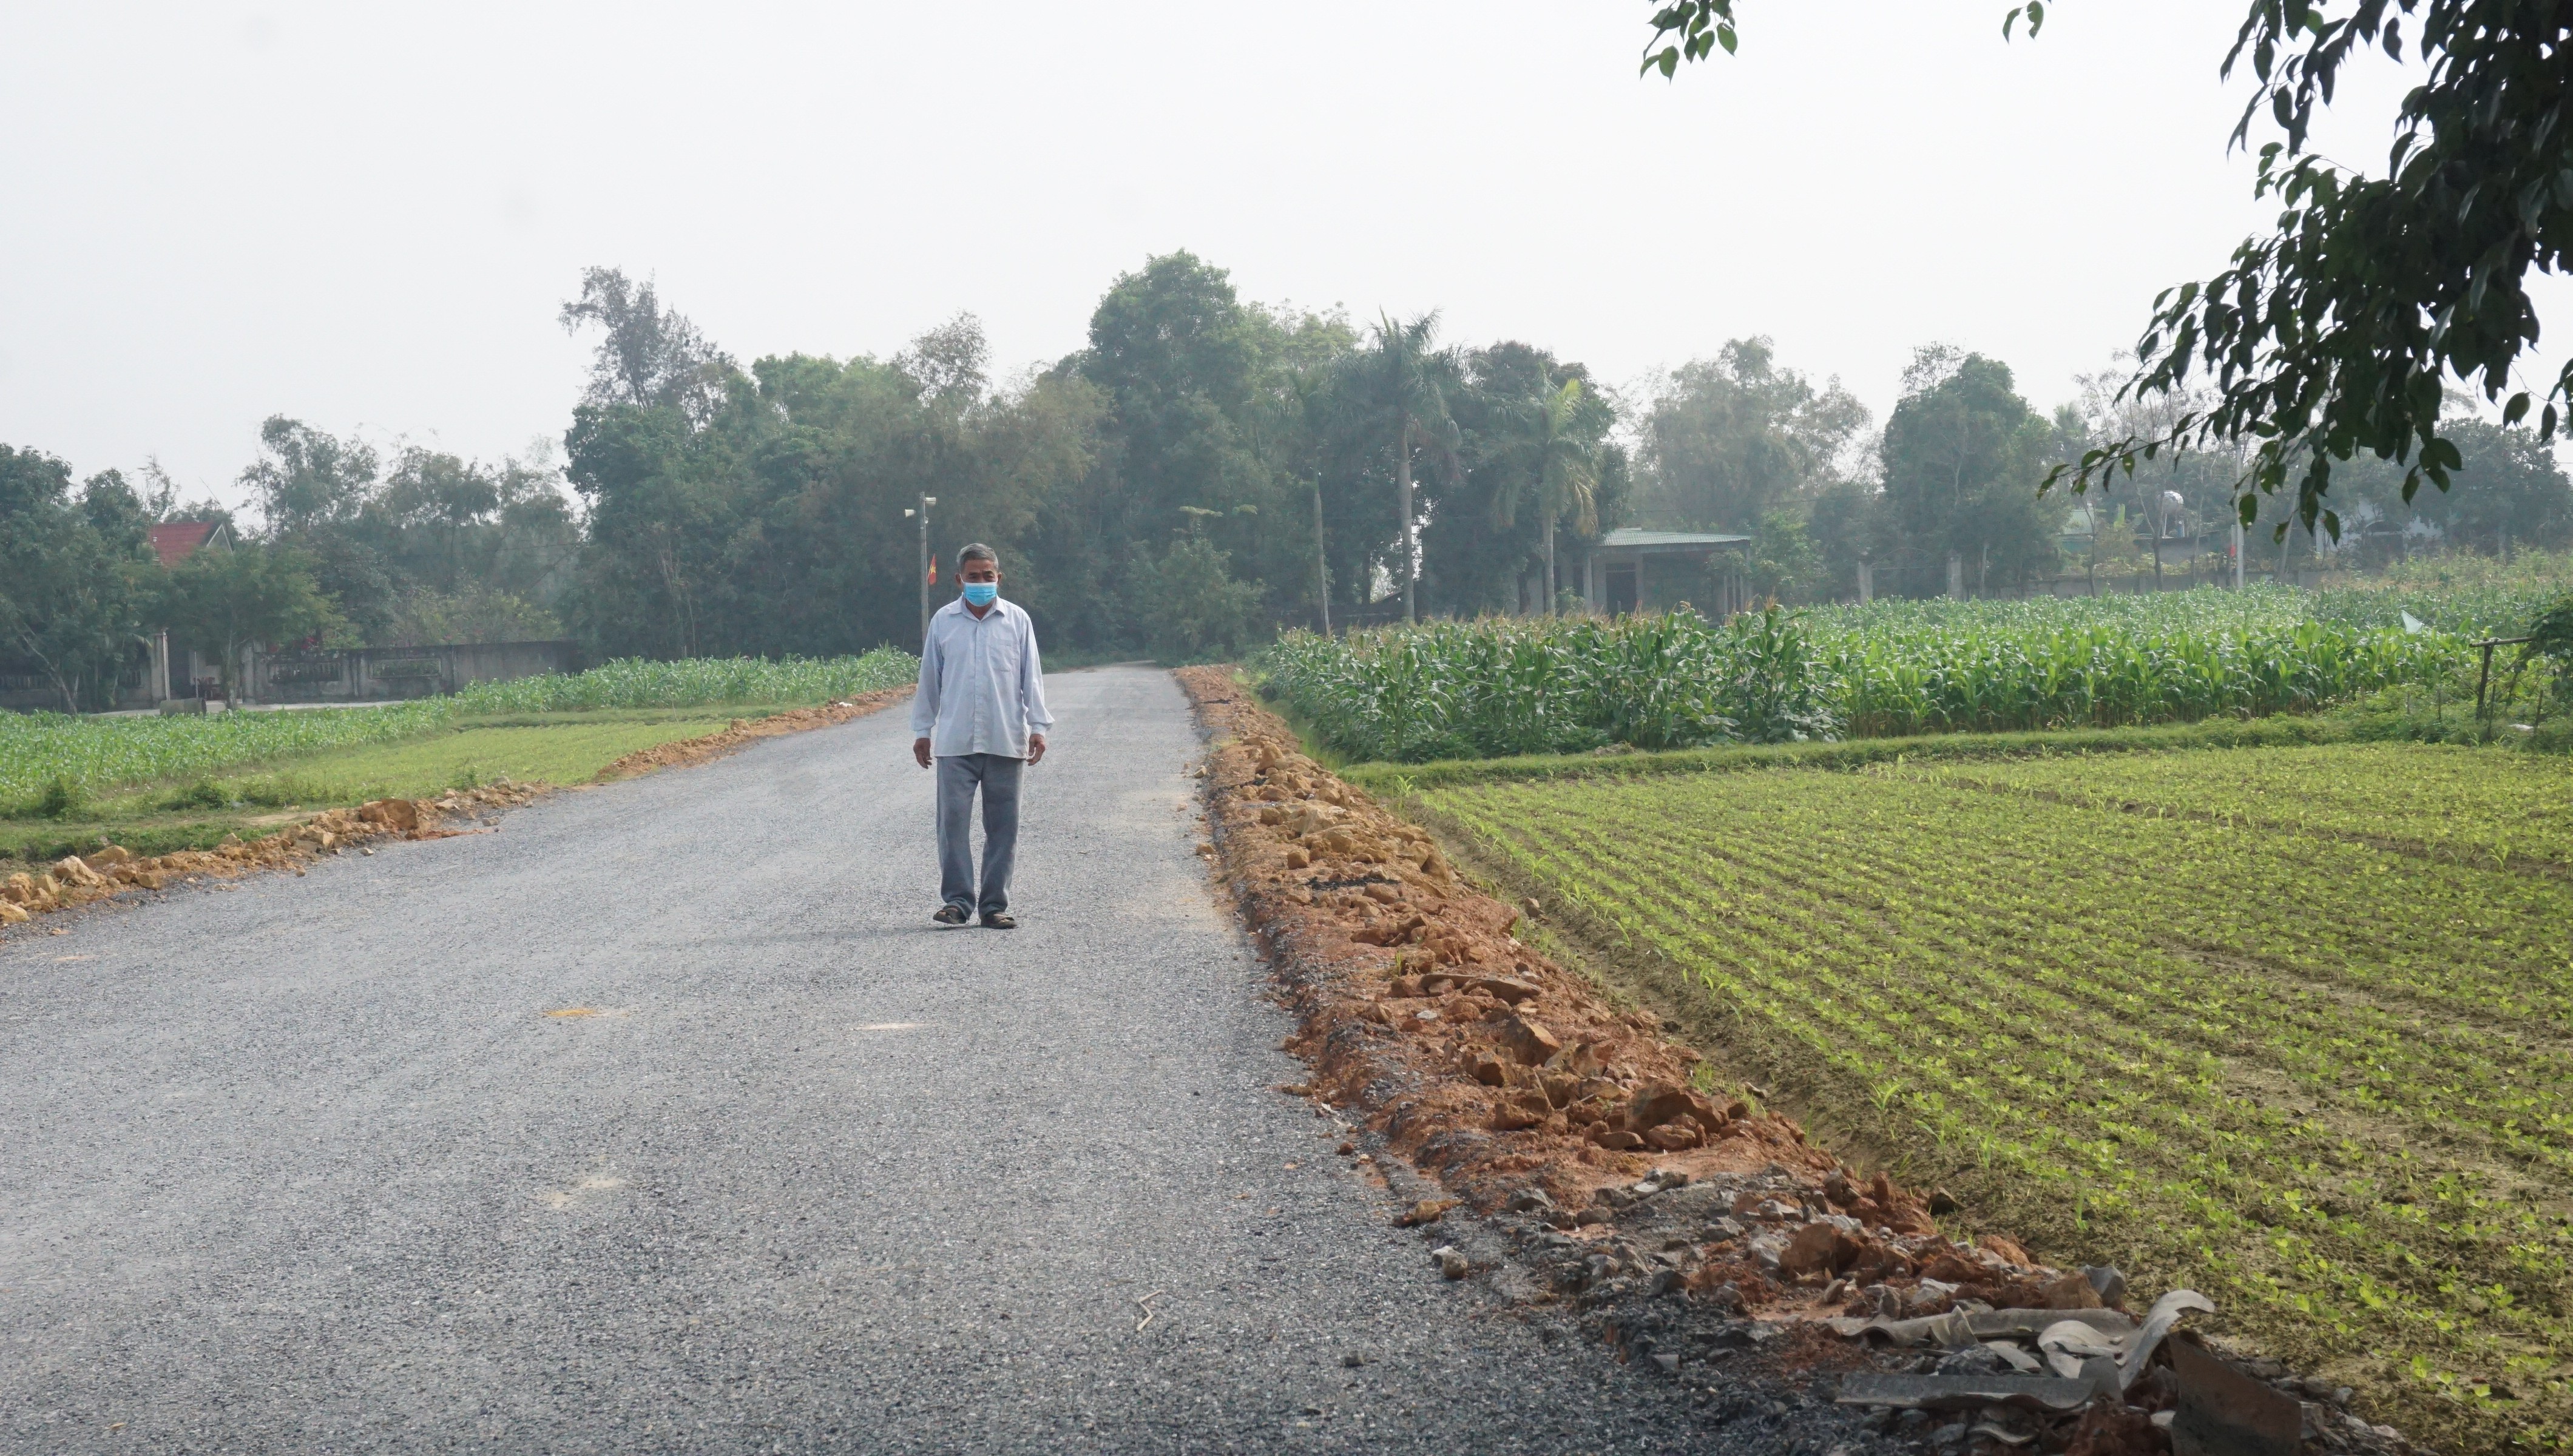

{"left": 936, "top": 752, "right": 1024, "bottom": 915}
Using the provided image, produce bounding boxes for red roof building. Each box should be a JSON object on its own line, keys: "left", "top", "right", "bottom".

{"left": 147, "top": 521, "right": 232, "bottom": 568}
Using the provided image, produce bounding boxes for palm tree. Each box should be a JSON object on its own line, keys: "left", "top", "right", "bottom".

{"left": 1520, "top": 379, "right": 1606, "bottom": 614}
{"left": 1349, "top": 312, "right": 1459, "bottom": 624}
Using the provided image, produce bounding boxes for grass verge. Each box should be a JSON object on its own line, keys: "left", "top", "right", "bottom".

{"left": 2, "top": 709, "right": 739, "bottom": 863}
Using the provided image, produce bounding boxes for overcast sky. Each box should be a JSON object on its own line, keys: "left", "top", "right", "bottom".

{"left": 0, "top": 2, "right": 2467, "bottom": 516}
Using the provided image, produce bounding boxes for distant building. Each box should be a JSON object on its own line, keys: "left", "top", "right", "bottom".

{"left": 147, "top": 519, "right": 234, "bottom": 568}
{"left": 1581, "top": 528, "right": 1752, "bottom": 618}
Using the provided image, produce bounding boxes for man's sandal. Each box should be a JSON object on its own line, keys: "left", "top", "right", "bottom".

{"left": 980, "top": 912, "right": 1017, "bottom": 929}
{"left": 932, "top": 905, "right": 970, "bottom": 925}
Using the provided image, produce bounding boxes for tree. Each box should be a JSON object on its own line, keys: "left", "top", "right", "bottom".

{"left": 1344, "top": 312, "right": 1461, "bottom": 624}
{"left": 2406, "top": 420, "right": 2573, "bottom": 553}
{"left": 560, "top": 266, "right": 735, "bottom": 426}
{"left": 897, "top": 312, "right": 992, "bottom": 408}
{"left": 241, "top": 415, "right": 379, "bottom": 533}
{"left": 158, "top": 541, "right": 334, "bottom": 694}
{"left": 231, "top": 410, "right": 585, "bottom": 649}
{"left": 2069, "top": 360, "right": 2251, "bottom": 567}
{"left": 2307, "top": 415, "right": 2573, "bottom": 558}
{"left": 1642, "top": 2, "right": 2573, "bottom": 543}
{"left": 0, "top": 447, "right": 154, "bottom": 712}
{"left": 1128, "top": 533, "right": 1263, "bottom": 662}
{"left": 565, "top": 283, "right": 1111, "bottom": 661}
{"left": 1805, "top": 476, "right": 1884, "bottom": 601}
{"left": 1510, "top": 379, "right": 1611, "bottom": 613}
{"left": 1068, "top": 252, "right": 1274, "bottom": 629}
{"left": 378, "top": 447, "right": 500, "bottom": 593}
{"left": 1740, "top": 508, "right": 1828, "bottom": 605}
{"left": 1408, "top": 342, "right": 1611, "bottom": 618}
{"left": 238, "top": 416, "right": 397, "bottom": 641}
{"left": 1637, "top": 338, "right": 1869, "bottom": 532}
{"left": 1879, "top": 349, "right": 2064, "bottom": 594}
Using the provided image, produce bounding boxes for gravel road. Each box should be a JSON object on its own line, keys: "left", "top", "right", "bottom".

{"left": 0, "top": 666, "right": 1793, "bottom": 1454}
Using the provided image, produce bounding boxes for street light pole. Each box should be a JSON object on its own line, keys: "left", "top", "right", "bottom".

{"left": 905, "top": 494, "right": 939, "bottom": 650}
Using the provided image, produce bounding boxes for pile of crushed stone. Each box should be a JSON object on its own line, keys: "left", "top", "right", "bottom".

{"left": 1517, "top": 1165, "right": 2407, "bottom": 1454}
{"left": 1176, "top": 667, "right": 2421, "bottom": 1456}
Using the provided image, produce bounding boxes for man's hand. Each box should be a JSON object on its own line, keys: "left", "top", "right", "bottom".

{"left": 1027, "top": 733, "right": 1047, "bottom": 766}
{"left": 913, "top": 737, "right": 933, "bottom": 769}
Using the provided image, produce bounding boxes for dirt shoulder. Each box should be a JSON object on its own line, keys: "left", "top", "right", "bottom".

{"left": 1180, "top": 666, "right": 1859, "bottom": 1215}
{"left": 1, "top": 687, "right": 910, "bottom": 934}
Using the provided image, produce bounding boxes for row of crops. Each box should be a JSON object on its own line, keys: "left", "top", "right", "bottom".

{"left": 439, "top": 649, "right": 916, "bottom": 713}
{"left": 1422, "top": 746, "right": 2572, "bottom": 1449}
{"left": 1891, "top": 741, "right": 2573, "bottom": 874}
{"left": 1256, "top": 583, "right": 2542, "bottom": 763}
{"left": 0, "top": 649, "right": 916, "bottom": 811}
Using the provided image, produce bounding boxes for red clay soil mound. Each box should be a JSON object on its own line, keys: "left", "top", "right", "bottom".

{"left": 1175, "top": 667, "right": 1871, "bottom": 1207}
{"left": 0, "top": 780, "right": 547, "bottom": 928}
{"left": 1172, "top": 667, "right": 2123, "bottom": 1309}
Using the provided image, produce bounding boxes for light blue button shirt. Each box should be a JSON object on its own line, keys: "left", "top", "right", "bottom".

{"left": 909, "top": 596, "right": 1054, "bottom": 758}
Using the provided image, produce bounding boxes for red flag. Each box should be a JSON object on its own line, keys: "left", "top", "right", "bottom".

{"left": 927, "top": 557, "right": 938, "bottom": 585}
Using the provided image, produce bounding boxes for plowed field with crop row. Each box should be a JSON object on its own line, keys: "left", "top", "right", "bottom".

{"left": 1419, "top": 743, "right": 2570, "bottom": 1452}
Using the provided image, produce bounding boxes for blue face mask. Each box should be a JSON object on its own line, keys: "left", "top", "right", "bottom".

{"left": 961, "top": 582, "right": 998, "bottom": 607}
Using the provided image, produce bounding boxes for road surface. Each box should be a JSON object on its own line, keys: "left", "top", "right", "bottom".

{"left": 1, "top": 667, "right": 1738, "bottom": 1453}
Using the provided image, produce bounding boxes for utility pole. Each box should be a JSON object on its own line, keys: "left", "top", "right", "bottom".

{"left": 1398, "top": 431, "right": 1417, "bottom": 625}
{"left": 1313, "top": 474, "right": 1331, "bottom": 635}
{"left": 2231, "top": 517, "right": 2245, "bottom": 590}
{"left": 904, "top": 494, "right": 939, "bottom": 649}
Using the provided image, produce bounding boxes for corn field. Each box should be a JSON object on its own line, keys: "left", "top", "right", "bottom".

{"left": 1257, "top": 588, "right": 2464, "bottom": 762}
{"left": 1816, "top": 615, "right": 2443, "bottom": 737}
{"left": 1257, "top": 609, "right": 1838, "bottom": 763}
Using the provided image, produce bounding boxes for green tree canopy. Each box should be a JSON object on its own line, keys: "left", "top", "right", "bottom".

{"left": 566, "top": 314, "right": 1111, "bottom": 659}
{"left": 1339, "top": 312, "right": 1461, "bottom": 624}
{"left": 236, "top": 417, "right": 578, "bottom": 645}
{"left": 1879, "top": 348, "right": 2066, "bottom": 592}
{"left": 560, "top": 266, "right": 735, "bottom": 426}
{"left": 0, "top": 446, "right": 157, "bottom": 712}
{"left": 158, "top": 541, "right": 334, "bottom": 695}
{"left": 1637, "top": 337, "right": 1869, "bottom": 533}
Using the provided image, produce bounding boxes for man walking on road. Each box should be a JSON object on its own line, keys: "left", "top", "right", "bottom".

{"left": 911, "top": 542, "right": 1051, "bottom": 928}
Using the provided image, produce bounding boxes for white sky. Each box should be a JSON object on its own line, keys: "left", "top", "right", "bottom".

{"left": 0, "top": 1, "right": 2500, "bottom": 516}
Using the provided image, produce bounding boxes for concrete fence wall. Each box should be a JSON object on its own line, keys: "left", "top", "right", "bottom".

{"left": 245, "top": 641, "right": 580, "bottom": 704}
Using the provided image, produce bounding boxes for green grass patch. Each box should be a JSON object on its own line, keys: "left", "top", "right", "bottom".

{"left": 1417, "top": 741, "right": 2573, "bottom": 1452}
{"left": 1, "top": 713, "right": 737, "bottom": 863}
{"left": 192, "top": 718, "right": 737, "bottom": 804}
{"left": 0, "top": 649, "right": 914, "bottom": 814}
